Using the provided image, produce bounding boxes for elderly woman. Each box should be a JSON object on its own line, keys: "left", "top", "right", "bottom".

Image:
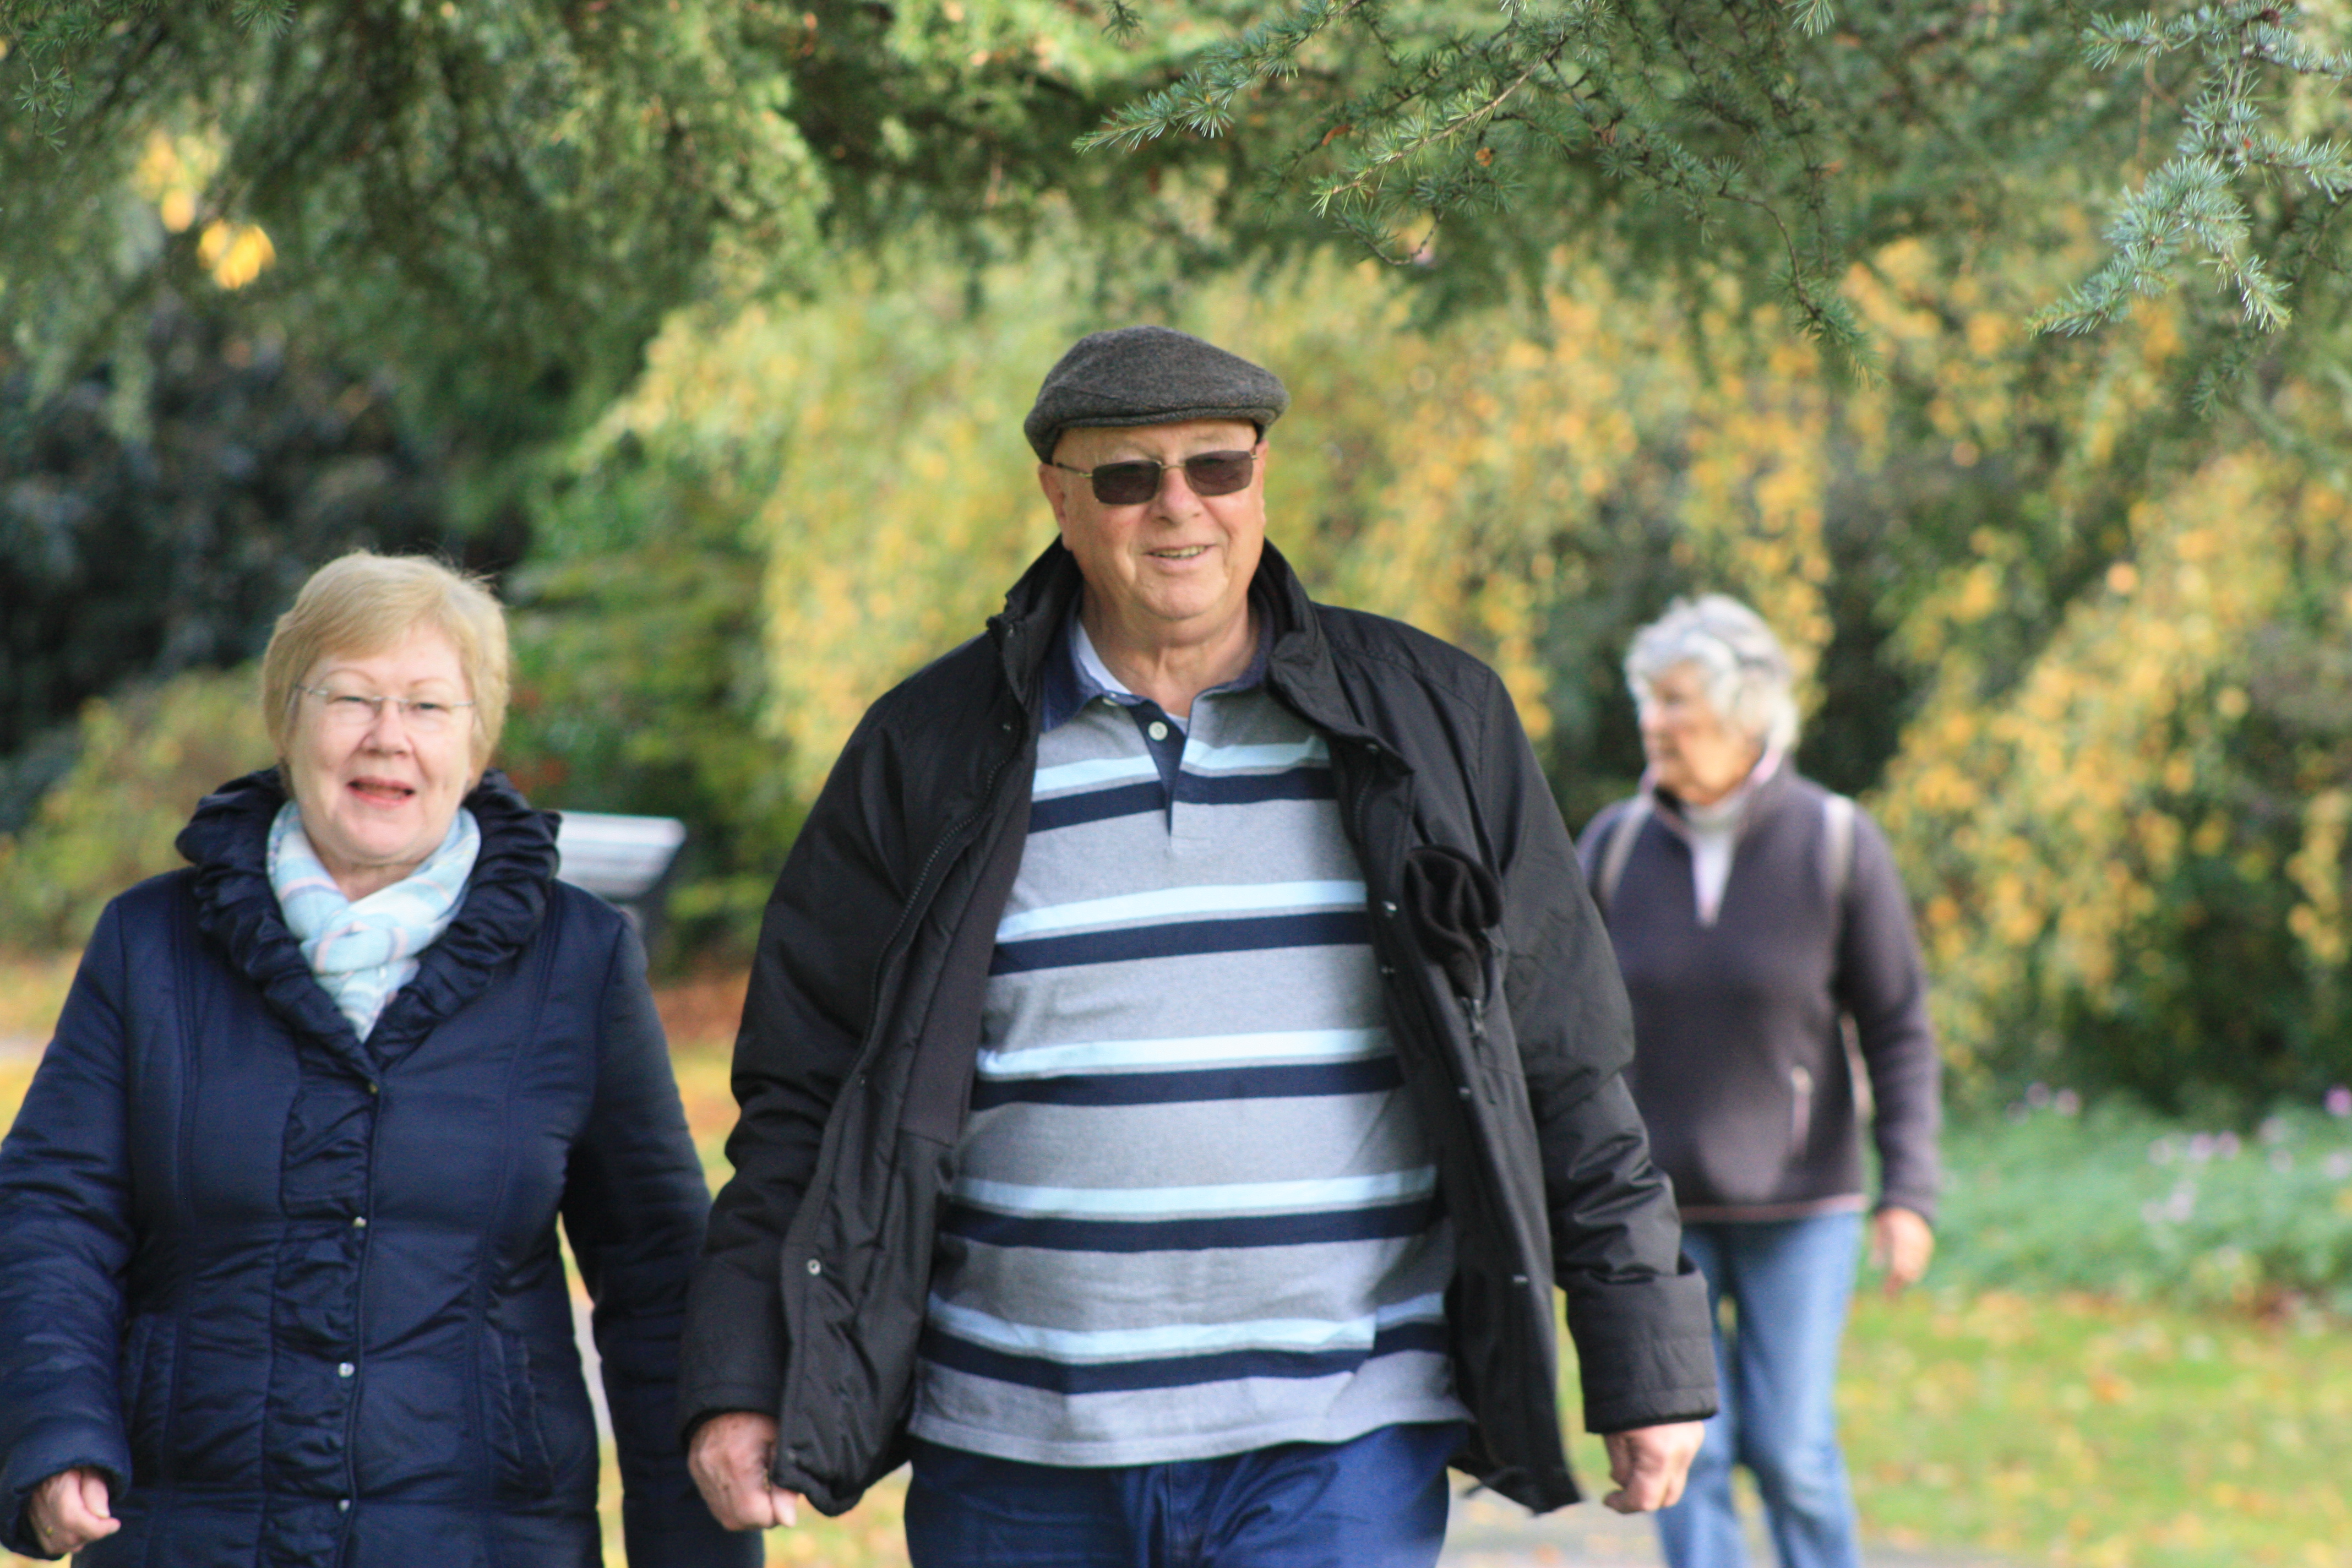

{"left": 0, "top": 553, "right": 759, "bottom": 1568}
{"left": 1581, "top": 595, "right": 1940, "bottom": 1568}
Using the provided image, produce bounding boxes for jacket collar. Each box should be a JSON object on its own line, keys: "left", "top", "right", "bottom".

{"left": 988, "top": 537, "right": 1368, "bottom": 743}
{"left": 1645, "top": 748, "right": 1796, "bottom": 836}
{"left": 177, "top": 767, "right": 557, "bottom": 1072}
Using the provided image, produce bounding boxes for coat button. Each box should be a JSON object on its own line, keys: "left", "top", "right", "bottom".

{"left": 1147, "top": 721, "right": 1169, "bottom": 741}
{"left": 338, "top": 1362, "right": 355, "bottom": 1378}
{"left": 1457, "top": 1086, "right": 1472, "bottom": 1099}
{"left": 337, "top": 1499, "right": 351, "bottom": 1513}
{"left": 1511, "top": 1275, "right": 1529, "bottom": 1287}
{"left": 366, "top": 1082, "right": 380, "bottom": 1096}
{"left": 805, "top": 1259, "right": 822, "bottom": 1276}
{"left": 1381, "top": 901, "right": 1398, "bottom": 916}
{"left": 351, "top": 1215, "right": 368, "bottom": 1229}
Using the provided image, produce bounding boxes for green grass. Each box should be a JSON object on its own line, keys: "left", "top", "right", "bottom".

{"left": 1834, "top": 1289, "right": 2352, "bottom": 1567}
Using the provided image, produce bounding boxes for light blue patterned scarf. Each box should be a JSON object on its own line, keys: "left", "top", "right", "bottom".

{"left": 268, "top": 802, "right": 481, "bottom": 1041}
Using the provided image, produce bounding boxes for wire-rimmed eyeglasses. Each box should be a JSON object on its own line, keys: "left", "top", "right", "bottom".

{"left": 296, "top": 684, "right": 476, "bottom": 737}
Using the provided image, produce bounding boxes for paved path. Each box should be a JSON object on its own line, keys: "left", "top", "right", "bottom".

{"left": 1440, "top": 1490, "right": 2026, "bottom": 1567}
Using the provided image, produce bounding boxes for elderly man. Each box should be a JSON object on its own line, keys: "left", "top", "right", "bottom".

{"left": 678, "top": 326, "right": 1716, "bottom": 1566}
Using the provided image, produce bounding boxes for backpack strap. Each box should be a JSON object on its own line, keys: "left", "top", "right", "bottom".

{"left": 1820, "top": 790, "right": 1868, "bottom": 1114}
{"left": 1594, "top": 794, "right": 1653, "bottom": 919}
{"left": 1820, "top": 791, "right": 1857, "bottom": 910}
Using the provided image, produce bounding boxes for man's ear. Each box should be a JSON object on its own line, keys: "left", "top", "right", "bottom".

{"left": 1037, "top": 462, "right": 1071, "bottom": 535}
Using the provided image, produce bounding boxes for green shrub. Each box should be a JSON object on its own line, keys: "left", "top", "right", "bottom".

{"left": 1931, "top": 1089, "right": 2352, "bottom": 1319}
{"left": 0, "top": 667, "right": 272, "bottom": 950}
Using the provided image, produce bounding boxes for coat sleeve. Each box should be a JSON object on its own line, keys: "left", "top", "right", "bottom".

{"left": 1477, "top": 676, "right": 1717, "bottom": 1435}
{"left": 560, "top": 917, "right": 760, "bottom": 1568}
{"left": 676, "top": 707, "right": 917, "bottom": 1442}
{"left": 0, "top": 900, "right": 138, "bottom": 1559}
{"left": 1834, "top": 809, "right": 1942, "bottom": 1224}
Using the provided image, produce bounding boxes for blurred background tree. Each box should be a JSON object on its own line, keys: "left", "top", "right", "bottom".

{"left": 6, "top": 1, "right": 2352, "bottom": 1108}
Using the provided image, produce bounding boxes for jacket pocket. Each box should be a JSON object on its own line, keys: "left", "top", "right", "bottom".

{"left": 483, "top": 1329, "right": 556, "bottom": 1499}
{"left": 1789, "top": 1064, "right": 1815, "bottom": 1154}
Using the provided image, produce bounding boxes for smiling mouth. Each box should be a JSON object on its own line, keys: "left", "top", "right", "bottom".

{"left": 348, "top": 779, "right": 417, "bottom": 807}
{"left": 1148, "top": 546, "right": 1210, "bottom": 560}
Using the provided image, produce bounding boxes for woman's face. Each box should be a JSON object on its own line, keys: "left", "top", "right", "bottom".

{"left": 1637, "top": 662, "right": 1764, "bottom": 807}
{"left": 284, "top": 622, "right": 477, "bottom": 900}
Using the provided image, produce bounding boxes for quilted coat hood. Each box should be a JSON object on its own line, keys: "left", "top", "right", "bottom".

{"left": 174, "top": 766, "right": 556, "bottom": 1061}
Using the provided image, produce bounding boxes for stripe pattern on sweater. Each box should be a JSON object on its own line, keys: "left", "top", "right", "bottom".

{"left": 911, "top": 682, "right": 1462, "bottom": 1467}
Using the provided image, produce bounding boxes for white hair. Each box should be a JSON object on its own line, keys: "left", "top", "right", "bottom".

{"left": 1624, "top": 594, "right": 1800, "bottom": 754}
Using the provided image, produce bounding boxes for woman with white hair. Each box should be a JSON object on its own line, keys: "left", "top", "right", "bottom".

{"left": 1581, "top": 594, "right": 1941, "bottom": 1568}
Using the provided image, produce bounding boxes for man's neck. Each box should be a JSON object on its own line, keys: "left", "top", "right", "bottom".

{"left": 1079, "top": 596, "right": 1257, "bottom": 720}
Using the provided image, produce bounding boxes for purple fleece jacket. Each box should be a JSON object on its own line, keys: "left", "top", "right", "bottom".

{"left": 1581, "top": 767, "right": 1941, "bottom": 1224}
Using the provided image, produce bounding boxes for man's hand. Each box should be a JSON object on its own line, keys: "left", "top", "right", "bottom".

{"left": 1870, "top": 1206, "right": 1935, "bottom": 1299}
{"left": 688, "top": 1412, "right": 803, "bottom": 1532}
{"left": 1601, "top": 1421, "right": 1705, "bottom": 1513}
{"left": 27, "top": 1467, "right": 119, "bottom": 1557}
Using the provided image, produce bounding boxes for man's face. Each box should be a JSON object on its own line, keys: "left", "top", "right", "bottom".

{"left": 1039, "top": 418, "right": 1267, "bottom": 652}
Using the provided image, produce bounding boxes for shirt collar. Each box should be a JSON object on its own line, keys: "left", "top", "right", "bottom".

{"left": 1038, "top": 603, "right": 1272, "bottom": 733}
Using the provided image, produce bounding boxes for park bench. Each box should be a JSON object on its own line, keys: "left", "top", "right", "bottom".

{"left": 552, "top": 810, "right": 687, "bottom": 941}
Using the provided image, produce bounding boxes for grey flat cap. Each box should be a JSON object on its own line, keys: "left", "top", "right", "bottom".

{"left": 1024, "top": 325, "right": 1289, "bottom": 460}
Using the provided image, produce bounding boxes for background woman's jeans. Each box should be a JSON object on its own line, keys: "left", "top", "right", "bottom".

{"left": 1656, "top": 1212, "right": 1864, "bottom": 1568}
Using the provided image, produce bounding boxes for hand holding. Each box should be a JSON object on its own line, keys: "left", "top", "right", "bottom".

{"left": 1870, "top": 1206, "right": 1935, "bottom": 1298}
{"left": 687, "top": 1411, "right": 802, "bottom": 1532}
{"left": 28, "top": 1467, "right": 119, "bottom": 1558}
{"left": 1601, "top": 1420, "right": 1705, "bottom": 1513}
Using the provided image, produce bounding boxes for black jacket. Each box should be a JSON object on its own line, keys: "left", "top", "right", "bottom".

{"left": 680, "top": 542, "right": 1716, "bottom": 1515}
{"left": 0, "top": 770, "right": 758, "bottom": 1568}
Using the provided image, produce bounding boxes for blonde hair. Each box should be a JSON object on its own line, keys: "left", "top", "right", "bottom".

{"left": 262, "top": 552, "right": 511, "bottom": 771}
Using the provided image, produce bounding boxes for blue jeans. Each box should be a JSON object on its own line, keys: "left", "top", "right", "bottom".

{"left": 905, "top": 1422, "right": 1463, "bottom": 1568}
{"left": 1656, "top": 1213, "right": 1863, "bottom": 1568}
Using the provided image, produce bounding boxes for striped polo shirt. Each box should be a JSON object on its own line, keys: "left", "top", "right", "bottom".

{"left": 909, "top": 617, "right": 1464, "bottom": 1467}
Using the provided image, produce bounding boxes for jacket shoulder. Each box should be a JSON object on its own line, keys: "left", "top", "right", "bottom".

{"left": 90, "top": 867, "right": 202, "bottom": 949}
{"left": 1578, "top": 796, "right": 1641, "bottom": 862}
{"left": 862, "top": 634, "right": 1001, "bottom": 730}
{"left": 541, "top": 878, "right": 636, "bottom": 951}
{"left": 1311, "top": 602, "right": 1503, "bottom": 712}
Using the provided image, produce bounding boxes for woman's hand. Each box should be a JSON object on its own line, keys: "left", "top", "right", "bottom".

{"left": 1870, "top": 1205, "right": 1935, "bottom": 1298}
{"left": 27, "top": 1467, "right": 119, "bottom": 1556}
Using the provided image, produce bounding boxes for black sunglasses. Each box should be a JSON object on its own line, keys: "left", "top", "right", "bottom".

{"left": 1049, "top": 447, "right": 1257, "bottom": 506}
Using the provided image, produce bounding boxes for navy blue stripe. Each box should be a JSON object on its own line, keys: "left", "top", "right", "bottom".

{"left": 1028, "top": 770, "right": 1335, "bottom": 834}
{"left": 1031, "top": 781, "right": 1163, "bottom": 833}
{"left": 991, "top": 910, "right": 1370, "bottom": 976}
{"left": 919, "top": 1319, "right": 1450, "bottom": 1395}
{"left": 938, "top": 1198, "right": 1440, "bottom": 1253}
{"left": 971, "top": 1057, "right": 1403, "bottom": 1110}
{"left": 1181, "top": 770, "right": 1336, "bottom": 807}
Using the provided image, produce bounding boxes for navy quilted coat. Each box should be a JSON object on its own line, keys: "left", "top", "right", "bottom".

{"left": 0, "top": 769, "right": 758, "bottom": 1568}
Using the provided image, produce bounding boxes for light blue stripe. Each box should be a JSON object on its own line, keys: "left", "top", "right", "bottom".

{"left": 923, "top": 1291, "right": 1449, "bottom": 1361}
{"left": 1033, "top": 754, "right": 1160, "bottom": 796}
{"left": 950, "top": 1166, "right": 1437, "bottom": 1218}
{"left": 1182, "top": 736, "right": 1330, "bottom": 775}
{"left": 996, "top": 880, "right": 1367, "bottom": 942}
{"left": 977, "top": 1028, "right": 1390, "bottom": 1081}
